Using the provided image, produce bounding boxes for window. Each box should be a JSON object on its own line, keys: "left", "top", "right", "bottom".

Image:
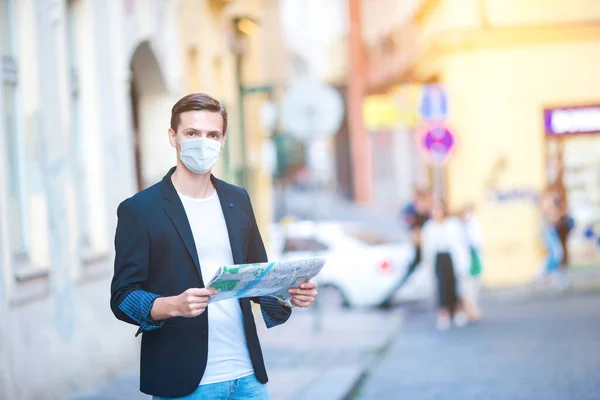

{"left": 283, "top": 237, "right": 329, "bottom": 253}
{"left": 1, "top": 0, "right": 28, "bottom": 259}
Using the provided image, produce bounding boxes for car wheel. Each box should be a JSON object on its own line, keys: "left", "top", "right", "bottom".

{"left": 316, "top": 284, "right": 349, "bottom": 310}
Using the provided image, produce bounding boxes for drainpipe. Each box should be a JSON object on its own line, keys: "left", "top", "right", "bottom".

{"left": 347, "top": 0, "right": 372, "bottom": 204}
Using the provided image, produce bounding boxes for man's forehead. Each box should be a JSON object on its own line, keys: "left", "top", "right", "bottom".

{"left": 179, "top": 110, "right": 223, "bottom": 131}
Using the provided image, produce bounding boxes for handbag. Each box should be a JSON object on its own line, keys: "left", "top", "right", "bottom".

{"left": 469, "top": 248, "right": 482, "bottom": 277}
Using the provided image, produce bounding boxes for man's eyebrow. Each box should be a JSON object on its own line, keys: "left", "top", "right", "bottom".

{"left": 209, "top": 130, "right": 223, "bottom": 135}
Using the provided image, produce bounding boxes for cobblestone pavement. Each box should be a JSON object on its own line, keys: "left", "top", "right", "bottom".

{"left": 356, "top": 289, "right": 600, "bottom": 400}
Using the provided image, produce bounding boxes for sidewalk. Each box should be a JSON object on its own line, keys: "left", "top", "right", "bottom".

{"left": 481, "top": 266, "right": 600, "bottom": 301}
{"left": 258, "top": 308, "right": 401, "bottom": 400}
{"left": 73, "top": 308, "right": 401, "bottom": 400}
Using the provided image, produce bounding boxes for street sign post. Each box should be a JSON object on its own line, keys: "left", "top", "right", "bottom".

{"left": 420, "top": 123, "right": 455, "bottom": 200}
{"left": 418, "top": 84, "right": 451, "bottom": 199}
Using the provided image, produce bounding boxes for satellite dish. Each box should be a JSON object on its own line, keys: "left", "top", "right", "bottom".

{"left": 280, "top": 80, "right": 344, "bottom": 141}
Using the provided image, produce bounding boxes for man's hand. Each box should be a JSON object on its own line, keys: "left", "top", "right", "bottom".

{"left": 151, "top": 288, "right": 217, "bottom": 321}
{"left": 173, "top": 288, "right": 218, "bottom": 317}
{"left": 288, "top": 281, "right": 318, "bottom": 308}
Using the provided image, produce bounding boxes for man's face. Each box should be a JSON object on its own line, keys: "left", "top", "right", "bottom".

{"left": 168, "top": 110, "right": 226, "bottom": 153}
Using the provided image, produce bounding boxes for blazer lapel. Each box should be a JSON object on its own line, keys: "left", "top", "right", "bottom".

{"left": 212, "top": 175, "right": 245, "bottom": 266}
{"left": 161, "top": 168, "right": 204, "bottom": 286}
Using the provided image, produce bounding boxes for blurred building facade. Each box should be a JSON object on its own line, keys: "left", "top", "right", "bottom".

{"left": 343, "top": 0, "right": 600, "bottom": 286}
{"left": 0, "top": 0, "right": 275, "bottom": 398}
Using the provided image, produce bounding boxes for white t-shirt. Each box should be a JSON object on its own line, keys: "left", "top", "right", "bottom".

{"left": 177, "top": 189, "right": 254, "bottom": 385}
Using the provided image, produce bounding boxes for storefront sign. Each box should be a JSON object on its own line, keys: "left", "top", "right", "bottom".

{"left": 544, "top": 105, "right": 600, "bottom": 136}
{"left": 486, "top": 188, "right": 539, "bottom": 203}
{"left": 363, "top": 84, "right": 423, "bottom": 130}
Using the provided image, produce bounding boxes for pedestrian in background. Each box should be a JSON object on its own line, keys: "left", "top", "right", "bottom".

{"left": 399, "top": 189, "right": 432, "bottom": 284}
{"left": 549, "top": 186, "right": 575, "bottom": 271}
{"left": 379, "top": 189, "right": 432, "bottom": 308}
{"left": 422, "top": 199, "right": 470, "bottom": 331}
{"left": 459, "top": 204, "right": 484, "bottom": 322}
{"left": 536, "top": 188, "right": 566, "bottom": 289}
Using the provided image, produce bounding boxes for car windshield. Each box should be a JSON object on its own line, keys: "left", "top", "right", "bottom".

{"left": 344, "top": 226, "right": 397, "bottom": 246}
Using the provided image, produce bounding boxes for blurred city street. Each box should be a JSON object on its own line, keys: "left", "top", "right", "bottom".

{"left": 356, "top": 288, "right": 600, "bottom": 400}
{"left": 2, "top": 0, "right": 600, "bottom": 398}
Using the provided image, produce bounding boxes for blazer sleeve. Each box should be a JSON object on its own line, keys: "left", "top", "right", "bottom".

{"left": 243, "top": 189, "right": 292, "bottom": 328}
{"left": 110, "top": 200, "right": 164, "bottom": 336}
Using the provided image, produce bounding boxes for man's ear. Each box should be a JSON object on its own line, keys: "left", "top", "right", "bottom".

{"left": 221, "top": 133, "right": 227, "bottom": 150}
{"left": 168, "top": 128, "right": 177, "bottom": 148}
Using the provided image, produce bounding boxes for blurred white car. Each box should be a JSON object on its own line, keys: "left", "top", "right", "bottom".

{"left": 268, "top": 220, "right": 433, "bottom": 309}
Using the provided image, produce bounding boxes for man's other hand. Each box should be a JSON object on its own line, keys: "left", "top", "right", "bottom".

{"left": 288, "top": 281, "right": 318, "bottom": 308}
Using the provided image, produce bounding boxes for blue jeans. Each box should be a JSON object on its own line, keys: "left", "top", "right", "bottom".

{"left": 153, "top": 375, "right": 270, "bottom": 400}
{"left": 543, "top": 226, "right": 564, "bottom": 274}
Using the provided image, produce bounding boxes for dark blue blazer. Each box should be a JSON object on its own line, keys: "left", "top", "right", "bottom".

{"left": 110, "top": 167, "right": 290, "bottom": 398}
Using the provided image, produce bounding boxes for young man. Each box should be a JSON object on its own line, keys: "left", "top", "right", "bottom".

{"left": 110, "top": 93, "right": 318, "bottom": 399}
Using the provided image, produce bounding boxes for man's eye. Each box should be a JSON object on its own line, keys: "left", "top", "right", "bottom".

{"left": 187, "top": 132, "right": 196, "bottom": 136}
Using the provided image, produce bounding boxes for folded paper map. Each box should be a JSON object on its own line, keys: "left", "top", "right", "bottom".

{"left": 207, "top": 257, "right": 326, "bottom": 305}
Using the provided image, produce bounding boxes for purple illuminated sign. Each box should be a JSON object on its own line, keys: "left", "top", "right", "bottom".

{"left": 544, "top": 105, "right": 600, "bottom": 136}
{"left": 421, "top": 125, "right": 455, "bottom": 164}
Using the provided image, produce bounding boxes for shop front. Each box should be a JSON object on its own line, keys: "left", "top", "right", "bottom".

{"left": 544, "top": 104, "right": 600, "bottom": 268}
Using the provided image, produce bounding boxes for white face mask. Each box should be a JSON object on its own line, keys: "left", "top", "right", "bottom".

{"left": 179, "top": 137, "right": 222, "bottom": 175}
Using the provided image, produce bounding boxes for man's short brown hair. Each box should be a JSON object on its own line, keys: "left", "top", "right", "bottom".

{"left": 170, "top": 93, "right": 228, "bottom": 134}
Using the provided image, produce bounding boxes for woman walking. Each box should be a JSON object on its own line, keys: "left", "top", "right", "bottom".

{"left": 422, "top": 199, "right": 471, "bottom": 331}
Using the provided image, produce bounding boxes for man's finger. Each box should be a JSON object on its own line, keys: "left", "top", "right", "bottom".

{"left": 190, "top": 308, "right": 207, "bottom": 317}
{"left": 300, "top": 281, "right": 317, "bottom": 290}
{"left": 291, "top": 300, "right": 311, "bottom": 308}
{"left": 187, "top": 288, "right": 218, "bottom": 297}
{"left": 291, "top": 294, "right": 314, "bottom": 303}
{"left": 188, "top": 295, "right": 211, "bottom": 304}
{"left": 189, "top": 299, "right": 208, "bottom": 307}
{"left": 289, "top": 288, "right": 318, "bottom": 297}
{"left": 291, "top": 298, "right": 312, "bottom": 307}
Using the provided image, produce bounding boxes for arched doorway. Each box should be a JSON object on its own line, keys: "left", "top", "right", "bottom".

{"left": 129, "top": 40, "right": 172, "bottom": 190}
